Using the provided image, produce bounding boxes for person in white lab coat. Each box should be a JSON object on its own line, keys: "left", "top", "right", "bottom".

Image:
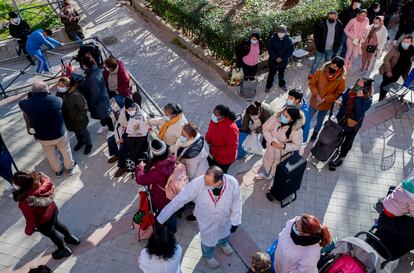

{"left": 157, "top": 166, "right": 243, "bottom": 269}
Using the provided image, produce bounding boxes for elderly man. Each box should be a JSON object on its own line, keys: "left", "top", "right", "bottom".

{"left": 19, "top": 81, "right": 76, "bottom": 176}
{"left": 157, "top": 166, "right": 242, "bottom": 269}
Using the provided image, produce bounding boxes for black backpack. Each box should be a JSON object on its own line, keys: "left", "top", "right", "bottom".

{"left": 76, "top": 42, "right": 103, "bottom": 68}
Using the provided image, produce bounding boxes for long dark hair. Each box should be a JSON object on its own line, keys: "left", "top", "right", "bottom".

{"left": 12, "top": 171, "right": 43, "bottom": 191}
{"left": 214, "top": 104, "right": 237, "bottom": 121}
{"left": 280, "top": 106, "right": 301, "bottom": 139}
{"left": 146, "top": 227, "right": 177, "bottom": 261}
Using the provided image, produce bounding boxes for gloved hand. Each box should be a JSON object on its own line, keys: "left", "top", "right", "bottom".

{"left": 230, "top": 225, "right": 238, "bottom": 233}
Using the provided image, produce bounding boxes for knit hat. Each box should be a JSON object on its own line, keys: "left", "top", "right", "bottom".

{"left": 151, "top": 139, "right": 167, "bottom": 156}
{"left": 277, "top": 25, "right": 287, "bottom": 33}
{"left": 124, "top": 97, "right": 134, "bottom": 109}
{"left": 402, "top": 177, "right": 414, "bottom": 194}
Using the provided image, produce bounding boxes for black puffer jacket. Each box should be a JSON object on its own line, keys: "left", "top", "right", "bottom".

{"left": 9, "top": 20, "right": 31, "bottom": 40}
{"left": 313, "top": 19, "right": 344, "bottom": 53}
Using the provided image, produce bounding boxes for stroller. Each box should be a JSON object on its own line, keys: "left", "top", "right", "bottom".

{"left": 308, "top": 103, "right": 344, "bottom": 171}
{"left": 318, "top": 231, "right": 398, "bottom": 273}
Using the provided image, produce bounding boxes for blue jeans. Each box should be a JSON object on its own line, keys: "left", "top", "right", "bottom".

{"left": 308, "top": 105, "right": 328, "bottom": 135}
{"left": 310, "top": 49, "right": 334, "bottom": 74}
{"left": 201, "top": 236, "right": 230, "bottom": 259}
{"left": 32, "top": 50, "right": 50, "bottom": 73}
{"left": 114, "top": 94, "right": 125, "bottom": 109}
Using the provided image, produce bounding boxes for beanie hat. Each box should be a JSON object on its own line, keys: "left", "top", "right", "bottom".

{"left": 124, "top": 97, "right": 134, "bottom": 109}
{"left": 277, "top": 25, "right": 287, "bottom": 33}
{"left": 151, "top": 139, "right": 167, "bottom": 156}
{"left": 402, "top": 176, "right": 414, "bottom": 194}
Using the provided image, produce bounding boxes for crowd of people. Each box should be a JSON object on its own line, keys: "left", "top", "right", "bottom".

{"left": 1, "top": 0, "right": 414, "bottom": 272}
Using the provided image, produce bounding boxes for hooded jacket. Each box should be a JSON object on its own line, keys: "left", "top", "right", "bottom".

{"left": 9, "top": 19, "right": 31, "bottom": 40}
{"left": 102, "top": 60, "right": 132, "bottom": 98}
{"left": 135, "top": 156, "right": 176, "bottom": 209}
{"left": 14, "top": 175, "right": 57, "bottom": 235}
{"left": 26, "top": 29, "right": 62, "bottom": 54}
{"left": 308, "top": 62, "right": 346, "bottom": 111}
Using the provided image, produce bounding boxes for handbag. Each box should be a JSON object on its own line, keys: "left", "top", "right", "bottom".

{"left": 242, "top": 133, "right": 264, "bottom": 155}
{"left": 229, "top": 67, "right": 244, "bottom": 86}
{"left": 366, "top": 27, "right": 377, "bottom": 53}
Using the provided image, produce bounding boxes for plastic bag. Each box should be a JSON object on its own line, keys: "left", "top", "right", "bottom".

{"left": 242, "top": 133, "right": 264, "bottom": 155}
{"left": 229, "top": 68, "right": 244, "bottom": 86}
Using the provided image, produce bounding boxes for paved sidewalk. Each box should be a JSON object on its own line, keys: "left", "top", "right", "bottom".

{"left": 0, "top": 0, "right": 414, "bottom": 272}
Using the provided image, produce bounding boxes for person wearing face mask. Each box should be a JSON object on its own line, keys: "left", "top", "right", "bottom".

{"left": 329, "top": 78, "right": 373, "bottom": 171}
{"left": 110, "top": 97, "right": 149, "bottom": 177}
{"left": 59, "top": 1, "right": 84, "bottom": 45}
{"left": 394, "top": 0, "right": 414, "bottom": 42}
{"left": 149, "top": 103, "right": 187, "bottom": 153}
{"left": 26, "top": 29, "right": 63, "bottom": 74}
{"left": 156, "top": 166, "right": 242, "bottom": 269}
{"left": 240, "top": 101, "right": 274, "bottom": 135}
{"left": 308, "top": 57, "right": 346, "bottom": 142}
{"left": 56, "top": 77, "right": 92, "bottom": 155}
{"left": 205, "top": 105, "right": 239, "bottom": 173}
{"left": 265, "top": 25, "right": 294, "bottom": 92}
{"left": 255, "top": 106, "right": 304, "bottom": 181}
{"left": 274, "top": 214, "right": 332, "bottom": 273}
{"left": 79, "top": 55, "right": 113, "bottom": 134}
{"left": 103, "top": 56, "right": 132, "bottom": 109}
{"left": 367, "top": 2, "right": 382, "bottom": 23}
{"left": 338, "top": 0, "right": 362, "bottom": 58}
{"left": 343, "top": 9, "right": 370, "bottom": 69}
{"left": 309, "top": 11, "right": 344, "bottom": 76}
{"left": 286, "top": 89, "right": 310, "bottom": 143}
{"left": 12, "top": 171, "right": 80, "bottom": 260}
{"left": 379, "top": 35, "right": 414, "bottom": 101}
{"left": 8, "top": 12, "right": 35, "bottom": 65}
{"left": 136, "top": 140, "right": 177, "bottom": 232}
{"left": 359, "top": 16, "right": 388, "bottom": 74}
{"left": 235, "top": 32, "right": 264, "bottom": 79}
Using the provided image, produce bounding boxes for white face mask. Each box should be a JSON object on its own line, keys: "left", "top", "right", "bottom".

{"left": 10, "top": 17, "right": 20, "bottom": 25}
{"left": 57, "top": 86, "right": 68, "bottom": 93}
{"left": 180, "top": 136, "right": 188, "bottom": 143}
{"left": 373, "top": 23, "right": 380, "bottom": 28}
{"left": 286, "top": 99, "right": 295, "bottom": 106}
{"left": 250, "top": 115, "right": 259, "bottom": 121}
{"left": 127, "top": 110, "right": 136, "bottom": 116}
{"left": 163, "top": 115, "right": 171, "bottom": 121}
{"left": 354, "top": 3, "right": 361, "bottom": 9}
{"left": 251, "top": 39, "right": 258, "bottom": 44}
{"left": 374, "top": 7, "right": 380, "bottom": 12}
{"left": 277, "top": 32, "right": 285, "bottom": 39}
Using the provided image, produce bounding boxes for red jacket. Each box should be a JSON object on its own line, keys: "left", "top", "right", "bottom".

{"left": 205, "top": 117, "right": 239, "bottom": 165}
{"left": 102, "top": 60, "right": 132, "bottom": 98}
{"left": 135, "top": 156, "right": 176, "bottom": 210}
{"left": 17, "top": 177, "right": 57, "bottom": 235}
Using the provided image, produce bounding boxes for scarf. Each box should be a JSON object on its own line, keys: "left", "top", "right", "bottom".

{"left": 345, "top": 87, "right": 370, "bottom": 119}
{"left": 159, "top": 113, "right": 182, "bottom": 141}
{"left": 326, "top": 68, "right": 342, "bottom": 81}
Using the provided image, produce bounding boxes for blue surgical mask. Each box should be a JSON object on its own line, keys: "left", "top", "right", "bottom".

{"left": 211, "top": 114, "right": 220, "bottom": 123}
{"left": 401, "top": 42, "right": 411, "bottom": 50}
{"left": 286, "top": 99, "right": 295, "bottom": 106}
{"left": 279, "top": 113, "right": 289, "bottom": 124}
{"left": 180, "top": 136, "right": 188, "bottom": 143}
{"left": 163, "top": 115, "right": 171, "bottom": 121}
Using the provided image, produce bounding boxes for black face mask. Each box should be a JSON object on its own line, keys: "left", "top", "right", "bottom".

{"left": 290, "top": 223, "right": 322, "bottom": 246}
{"left": 328, "top": 18, "right": 336, "bottom": 24}
{"left": 328, "top": 67, "right": 337, "bottom": 75}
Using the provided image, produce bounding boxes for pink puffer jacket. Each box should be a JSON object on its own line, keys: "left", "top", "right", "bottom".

{"left": 383, "top": 184, "right": 414, "bottom": 217}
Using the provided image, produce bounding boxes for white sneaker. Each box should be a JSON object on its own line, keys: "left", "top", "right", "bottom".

{"left": 205, "top": 257, "right": 220, "bottom": 269}
{"left": 255, "top": 173, "right": 272, "bottom": 180}
{"left": 97, "top": 126, "right": 107, "bottom": 134}
{"left": 220, "top": 243, "right": 234, "bottom": 256}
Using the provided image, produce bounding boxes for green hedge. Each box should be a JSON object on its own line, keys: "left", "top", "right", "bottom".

{"left": 146, "top": 0, "right": 376, "bottom": 65}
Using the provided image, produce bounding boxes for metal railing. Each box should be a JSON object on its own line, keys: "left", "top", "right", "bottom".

{"left": 0, "top": 36, "right": 164, "bottom": 117}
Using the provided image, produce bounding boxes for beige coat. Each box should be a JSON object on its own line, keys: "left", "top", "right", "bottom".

{"left": 261, "top": 111, "right": 305, "bottom": 176}
{"left": 149, "top": 115, "right": 188, "bottom": 151}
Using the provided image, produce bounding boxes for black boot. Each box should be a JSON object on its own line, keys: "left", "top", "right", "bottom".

{"left": 310, "top": 131, "right": 319, "bottom": 141}
{"left": 74, "top": 142, "right": 85, "bottom": 151}
{"left": 266, "top": 192, "right": 274, "bottom": 202}
{"left": 64, "top": 235, "right": 80, "bottom": 245}
{"left": 329, "top": 157, "right": 344, "bottom": 171}
{"left": 52, "top": 246, "right": 72, "bottom": 260}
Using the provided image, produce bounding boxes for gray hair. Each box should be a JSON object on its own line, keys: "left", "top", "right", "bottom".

{"left": 31, "top": 81, "right": 49, "bottom": 93}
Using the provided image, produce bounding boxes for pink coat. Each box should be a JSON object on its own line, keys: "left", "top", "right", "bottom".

{"left": 344, "top": 18, "right": 369, "bottom": 40}
{"left": 275, "top": 218, "right": 321, "bottom": 273}
{"left": 383, "top": 184, "right": 414, "bottom": 217}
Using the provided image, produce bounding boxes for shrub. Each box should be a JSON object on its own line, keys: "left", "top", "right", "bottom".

{"left": 145, "top": 0, "right": 377, "bottom": 65}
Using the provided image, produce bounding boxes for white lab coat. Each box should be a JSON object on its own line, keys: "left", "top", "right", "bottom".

{"left": 157, "top": 174, "right": 243, "bottom": 247}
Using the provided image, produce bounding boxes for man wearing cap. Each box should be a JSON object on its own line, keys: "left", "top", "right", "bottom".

{"left": 157, "top": 166, "right": 242, "bottom": 269}
{"left": 265, "top": 25, "right": 294, "bottom": 92}
{"left": 8, "top": 12, "right": 35, "bottom": 65}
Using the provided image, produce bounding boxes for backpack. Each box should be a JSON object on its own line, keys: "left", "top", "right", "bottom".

{"left": 164, "top": 162, "right": 189, "bottom": 200}
{"left": 132, "top": 191, "right": 155, "bottom": 241}
{"left": 327, "top": 254, "right": 367, "bottom": 273}
{"left": 76, "top": 42, "right": 103, "bottom": 68}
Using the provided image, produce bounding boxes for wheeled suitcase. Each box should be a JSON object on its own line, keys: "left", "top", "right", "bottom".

{"left": 240, "top": 76, "right": 257, "bottom": 100}
{"left": 270, "top": 151, "right": 307, "bottom": 207}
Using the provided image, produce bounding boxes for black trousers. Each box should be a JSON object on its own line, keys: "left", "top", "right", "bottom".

{"left": 17, "top": 38, "right": 34, "bottom": 63}
{"left": 394, "top": 23, "right": 414, "bottom": 41}
{"left": 266, "top": 64, "right": 286, "bottom": 89}
{"left": 379, "top": 72, "right": 403, "bottom": 101}
{"left": 208, "top": 156, "right": 231, "bottom": 173}
{"left": 338, "top": 129, "right": 358, "bottom": 158}
{"left": 242, "top": 63, "right": 258, "bottom": 79}
{"left": 100, "top": 116, "right": 114, "bottom": 131}
{"left": 74, "top": 127, "right": 92, "bottom": 146}
{"left": 37, "top": 209, "right": 72, "bottom": 250}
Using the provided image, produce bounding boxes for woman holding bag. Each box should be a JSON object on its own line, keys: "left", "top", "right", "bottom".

{"left": 255, "top": 106, "right": 304, "bottom": 181}
{"left": 344, "top": 9, "right": 369, "bottom": 69}
{"left": 359, "top": 16, "right": 388, "bottom": 74}
{"left": 328, "top": 78, "right": 373, "bottom": 171}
